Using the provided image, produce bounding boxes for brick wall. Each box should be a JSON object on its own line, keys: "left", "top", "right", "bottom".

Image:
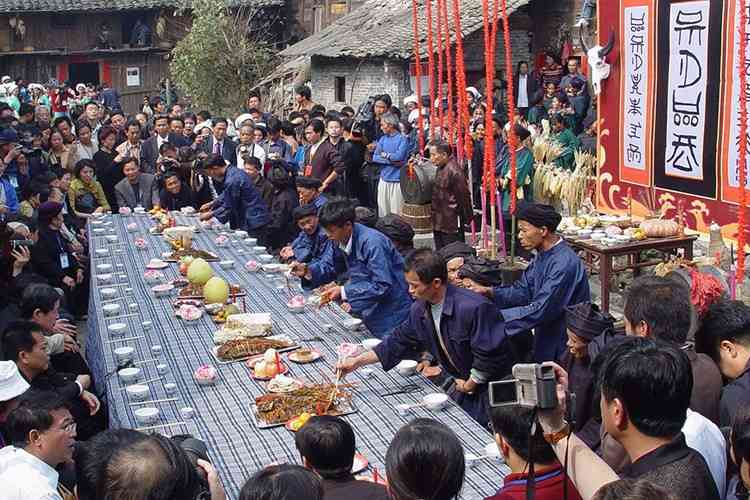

{"left": 463, "top": 27, "right": 532, "bottom": 88}
{"left": 311, "top": 55, "right": 411, "bottom": 110}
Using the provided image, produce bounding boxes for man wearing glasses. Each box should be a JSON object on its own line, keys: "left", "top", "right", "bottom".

{"left": 0, "top": 390, "right": 77, "bottom": 500}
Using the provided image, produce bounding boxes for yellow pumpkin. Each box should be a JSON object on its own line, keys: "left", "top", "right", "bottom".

{"left": 639, "top": 219, "right": 679, "bottom": 238}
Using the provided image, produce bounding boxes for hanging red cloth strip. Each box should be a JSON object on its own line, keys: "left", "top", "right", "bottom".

{"left": 481, "top": 0, "right": 499, "bottom": 206}
{"left": 500, "top": 0, "right": 518, "bottom": 214}
{"left": 435, "top": 0, "right": 445, "bottom": 135}
{"left": 451, "top": 0, "right": 471, "bottom": 160}
{"left": 411, "top": 0, "right": 425, "bottom": 153}
{"left": 738, "top": 0, "right": 748, "bottom": 279}
{"left": 425, "top": 0, "right": 437, "bottom": 140}
{"left": 439, "top": 0, "right": 455, "bottom": 146}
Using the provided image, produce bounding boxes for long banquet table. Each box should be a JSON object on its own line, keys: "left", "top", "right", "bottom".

{"left": 85, "top": 213, "right": 508, "bottom": 499}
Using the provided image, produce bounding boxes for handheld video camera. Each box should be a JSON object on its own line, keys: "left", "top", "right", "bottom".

{"left": 488, "top": 362, "right": 558, "bottom": 409}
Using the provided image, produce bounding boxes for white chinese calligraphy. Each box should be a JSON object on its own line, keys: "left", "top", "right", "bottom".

{"left": 623, "top": 6, "right": 649, "bottom": 170}
{"left": 728, "top": 4, "right": 750, "bottom": 189}
{"left": 664, "top": 1, "right": 710, "bottom": 180}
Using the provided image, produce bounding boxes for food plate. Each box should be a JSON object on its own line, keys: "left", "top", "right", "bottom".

{"left": 146, "top": 259, "right": 169, "bottom": 270}
{"left": 250, "top": 397, "right": 358, "bottom": 429}
{"left": 288, "top": 349, "right": 322, "bottom": 364}
{"left": 210, "top": 335, "right": 299, "bottom": 364}
{"left": 163, "top": 251, "right": 219, "bottom": 262}
{"left": 266, "top": 375, "right": 303, "bottom": 393}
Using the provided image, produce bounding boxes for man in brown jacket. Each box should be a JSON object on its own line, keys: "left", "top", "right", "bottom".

{"left": 302, "top": 119, "right": 345, "bottom": 196}
{"left": 429, "top": 141, "right": 473, "bottom": 250}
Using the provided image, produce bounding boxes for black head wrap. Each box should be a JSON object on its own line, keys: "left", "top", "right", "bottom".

{"left": 438, "top": 241, "right": 476, "bottom": 261}
{"left": 293, "top": 204, "right": 318, "bottom": 223}
{"left": 376, "top": 214, "right": 414, "bottom": 244}
{"left": 296, "top": 176, "right": 323, "bottom": 189}
{"left": 516, "top": 202, "right": 562, "bottom": 232}
{"left": 564, "top": 302, "right": 615, "bottom": 341}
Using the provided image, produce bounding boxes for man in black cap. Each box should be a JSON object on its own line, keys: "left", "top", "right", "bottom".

{"left": 375, "top": 214, "right": 415, "bottom": 258}
{"left": 284, "top": 204, "right": 345, "bottom": 285}
{"left": 561, "top": 302, "right": 617, "bottom": 450}
{"left": 577, "top": 115, "right": 598, "bottom": 154}
{"left": 469, "top": 202, "right": 590, "bottom": 362}
{"left": 296, "top": 175, "right": 327, "bottom": 210}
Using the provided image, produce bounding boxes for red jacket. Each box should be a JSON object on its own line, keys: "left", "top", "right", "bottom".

{"left": 485, "top": 465, "right": 583, "bottom": 500}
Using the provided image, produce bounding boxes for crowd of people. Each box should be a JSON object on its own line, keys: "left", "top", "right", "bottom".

{"left": 0, "top": 66, "right": 740, "bottom": 500}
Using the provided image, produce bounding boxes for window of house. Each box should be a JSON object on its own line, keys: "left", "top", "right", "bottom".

{"left": 334, "top": 76, "right": 346, "bottom": 103}
{"left": 330, "top": 2, "right": 348, "bottom": 16}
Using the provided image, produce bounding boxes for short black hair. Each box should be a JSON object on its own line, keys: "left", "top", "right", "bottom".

{"left": 489, "top": 405, "right": 557, "bottom": 464}
{"left": 295, "top": 416, "right": 355, "bottom": 479}
{"left": 697, "top": 299, "right": 750, "bottom": 361}
{"left": 1, "top": 320, "right": 42, "bottom": 362}
{"left": 306, "top": 119, "right": 325, "bottom": 135}
{"left": 624, "top": 275, "right": 691, "bottom": 344}
{"left": 21, "top": 283, "right": 61, "bottom": 319}
{"left": 74, "top": 429, "right": 149, "bottom": 500}
{"left": 19, "top": 103, "right": 34, "bottom": 117}
{"left": 183, "top": 112, "right": 197, "bottom": 123}
{"left": 550, "top": 114, "right": 566, "bottom": 127}
{"left": 318, "top": 198, "right": 356, "bottom": 228}
{"left": 240, "top": 464, "right": 323, "bottom": 500}
{"left": 169, "top": 115, "right": 184, "bottom": 126}
{"left": 731, "top": 405, "right": 750, "bottom": 471}
{"left": 53, "top": 116, "right": 72, "bottom": 129}
{"left": 326, "top": 115, "right": 342, "bottom": 127}
{"left": 74, "top": 158, "right": 96, "bottom": 179}
{"left": 341, "top": 105, "right": 355, "bottom": 115}
{"left": 203, "top": 153, "right": 226, "bottom": 169}
{"left": 599, "top": 337, "right": 691, "bottom": 438}
{"left": 295, "top": 85, "right": 312, "bottom": 100}
{"left": 311, "top": 104, "right": 326, "bottom": 114}
{"left": 267, "top": 117, "right": 282, "bottom": 134}
{"left": 592, "top": 479, "right": 677, "bottom": 500}
{"left": 125, "top": 118, "right": 141, "bottom": 130}
{"left": 386, "top": 418, "right": 465, "bottom": 500}
{"left": 429, "top": 141, "right": 452, "bottom": 157}
{"left": 159, "top": 142, "right": 176, "bottom": 155}
{"left": 375, "top": 94, "right": 393, "bottom": 108}
{"left": 6, "top": 390, "right": 68, "bottom": 447}
{"left": 405, "top": 248, "right": 448, "bottom": 285}
{"left": 197, "top": 110, "right": 212, "bottom": 121}
{"left": 244, "top": 156, "right": 262, "bottom": 168}
{"left": 212, "top": 117, "right": 228, "bottom": 127}
{"left": 247, "top": 90, "right": 261, "bottom": 100}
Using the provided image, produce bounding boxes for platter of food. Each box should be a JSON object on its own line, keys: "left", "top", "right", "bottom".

{"left": 164, "top": 248, "right": 219, "bottom": 262}
{"left": 178, "top": 282, "right": 245, "bottom": 299}
{"left": 250, "top": 382, "right": 357, "bottom": 428}
{"left": 211, "top": 335, "right": 298, "bottom": 364}
{"left": 267, "top": 374, "right": 303, "bottom": 393}
{"left": 288, "top": 348, "right": 322, "bottom": 364}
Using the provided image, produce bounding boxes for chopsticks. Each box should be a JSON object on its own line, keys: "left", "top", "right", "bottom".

{"left": 135, "top": 421, "right": 187, "bottom": 432}
{"left": 106, "top": 336, "right": 144, "bottom": 344}
{"left": 120, "top": 376, "right": 163, "bottom": 389}
{"left": 129, "top": 398, "right": 178, "bottom": 406}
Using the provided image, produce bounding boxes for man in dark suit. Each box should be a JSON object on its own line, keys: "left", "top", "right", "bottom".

{"left": 199, "top": 117, "right": 237, "bottom": 165}
{"left": 140, "top": 114, "right": 188, "bottom": 174}
{"left": 513, "top": 61, "right": 542, "bottom": 120}
{"left": 114, "top": 157, "right": 160, "bottom": 210}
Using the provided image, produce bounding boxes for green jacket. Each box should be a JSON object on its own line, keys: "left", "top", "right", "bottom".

{"left": 500, "top": 146, "right": 535, "bottom": 212}
{"left": 553, "top": 128, "right": 579, "bottom": 170}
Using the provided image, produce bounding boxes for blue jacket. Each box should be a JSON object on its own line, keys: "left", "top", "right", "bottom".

{"left": 312, "top": 223, "right": 412, "bottom": 338}
{"left": 211, "top": 166, "right": 270, "bottom": 230}
{"left": 293, "top": 226, "right": 345, "bottom": 286}
{"left": 492, "top": 240, "right": 590, "bottom": 362}
{"left": 0, "top": 177, "right": 18, "bottom": 215}
{"left": 373, "top": 131, "right": 410, "bottom": 182}
{"left": 375, "top": 285, "right": 515, "bottom": 424}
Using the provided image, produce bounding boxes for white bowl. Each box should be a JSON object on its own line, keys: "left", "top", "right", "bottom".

{"left": 244, "top": 238, "right": 257, "bottom": 246}
{"left": 103, "top": 303, "right": 121, "bottom": 317}
{"left": 95, "top": 248, "right": 109, "bottom": 256}
{"left": 343, "top": 318, "right": 363, "bottom": 331}
{"left": 114, "top": 346, "right": 135, "bottom": 364}
{"left": 362, "top": 338, "right": 382, "bottom": 350}
{"left": 105, "top": 235, "right": 118, "bottom": 242}
{"left": 180, "top": 407, "right": 195, "bottom": 420}
{"left": 151, "top": 344, "right": 162, "bottom": 356}
{"left": 258, "top": 254, "right": 273, "bottom": 263}
{"left": 164, "top": 383, "right": 177, "bottom": 395}
{"left": 234, "top": 230, "right": 248, "bottom": 238}
{"left": 252, "top": 246, "right": 267, "bottom": 254}
{"left": 396, "top": 359, "right": 418, "bottom": 376}
{"left": 219, "top": 260, "right": 235, "bottom": 270}
{"left": 97, "top": 263, "right": 113, "bottom": 273}
{"left": 108, "top": 323, "right": 127, "bottom": 336}
{"left": 126, "top": 384, "right": 150, "bottom": 402}
{"left": 263, "top": 263, "right": 282, "bottom": 273}
{"left": 156, "top": 363, "right": 169, "bottom": 375}
{"left": 118, "top": 367, "right": 141, "bottom": 384}
{"left": 143, "top": 321, "right": 153, "bottom": 331}
{"left": 287, "top": 303, "right": 305, "bottom": 314}
{"left": 423, "top": 393, "right": 450, "bottom": 410}
{"left": 100, "top": 288, "right": 117, "bottom": 299}
{"left": 96, "top": 273, "right": 113, "bottom": 284}
{"left": 133, "top": 407, "right": 160, "bottom": 426}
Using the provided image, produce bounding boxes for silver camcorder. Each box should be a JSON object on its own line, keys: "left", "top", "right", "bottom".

{"left": 488, "top": 362, "right": 558, "bottom": 409}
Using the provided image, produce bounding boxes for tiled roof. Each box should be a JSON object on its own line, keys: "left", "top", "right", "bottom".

{"left": 280, "top": 0, "right": 529, "bottom": 59}
{"left": 0, "top": 0, "right": 283, "bottom": 13}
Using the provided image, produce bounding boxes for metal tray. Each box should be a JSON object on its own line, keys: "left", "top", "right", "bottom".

{"left": 249, "top": 397, "right": 358, "bottom": 429}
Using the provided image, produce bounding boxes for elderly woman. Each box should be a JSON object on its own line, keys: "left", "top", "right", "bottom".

{"left": 68, "top": 158, "right": 110, "bottom": 219}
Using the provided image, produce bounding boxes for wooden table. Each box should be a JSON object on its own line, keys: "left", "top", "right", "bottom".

{"left": 563, "top": 234, "right": 698, "bottom": 313}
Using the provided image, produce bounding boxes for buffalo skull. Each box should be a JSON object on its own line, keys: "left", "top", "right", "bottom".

{"left": 580, "top": 26, "right": 615, "bottom": 96}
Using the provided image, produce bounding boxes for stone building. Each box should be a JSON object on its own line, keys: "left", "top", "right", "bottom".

{"left": 278, "top": 0, "right": 588, "bottom": 111}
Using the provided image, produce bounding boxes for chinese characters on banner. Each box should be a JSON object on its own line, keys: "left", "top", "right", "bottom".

{"left": 726, "top": 3, "right": 750, "bottom": 193}
{"left": 664, "top": 1, "right": 710, "bottom": 180}
{"left": 623, "top": 6, "right": 649, "bottom": 171}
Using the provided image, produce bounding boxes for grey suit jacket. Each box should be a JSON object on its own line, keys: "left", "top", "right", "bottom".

{"left": 114, "top": 173, "right": 160, "bottom": 210}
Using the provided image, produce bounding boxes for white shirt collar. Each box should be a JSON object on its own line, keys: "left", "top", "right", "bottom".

{"left": 339, "top": 233, "right": 353, "bottom": 255}
{"left": 0, "top": 446, "right": 60, "bottom": 496}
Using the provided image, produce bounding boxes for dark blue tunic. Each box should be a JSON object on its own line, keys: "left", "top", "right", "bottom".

{"left": 374, "top": 285, "right": 515, "bottom": 425}
{"left": 211, "top": 166, "right": 270, "bottom": 231}
{"left": 492, "top": 239, "right": 590, "bottom": 362}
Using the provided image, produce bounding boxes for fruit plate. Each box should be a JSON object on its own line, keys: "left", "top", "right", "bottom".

{"left": 249, "top": 398, "right": 358, "bottom": 429}
{"left": 250, "top": 364, "right": 290, "bottom": 381}
{"left": 209, "top": 336, "right": 299, "bottom": 365}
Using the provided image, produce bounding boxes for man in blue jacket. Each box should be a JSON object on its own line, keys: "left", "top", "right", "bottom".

{"left": 469, "top": 202, "right": 590, "bottom": 362}
{"left": 373, "top": 112, "right": 410, "bottom": 217}
{"left": 338, "top": 248, "right": 515, "bottom": 426}
{"left": 296, "top": 198, "right": 412, "bottom": 338}
{"left": 199, "top": 154, "right": 271, "bottom": 243}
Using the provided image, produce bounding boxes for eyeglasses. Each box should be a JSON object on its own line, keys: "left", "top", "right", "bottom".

{"left": 59, "top": 421, "right": 77, "bottom": 434}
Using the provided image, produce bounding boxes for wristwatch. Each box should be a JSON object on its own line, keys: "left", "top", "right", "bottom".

{"left": 543, "top": 422, "right": 571, "bottom": 445}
